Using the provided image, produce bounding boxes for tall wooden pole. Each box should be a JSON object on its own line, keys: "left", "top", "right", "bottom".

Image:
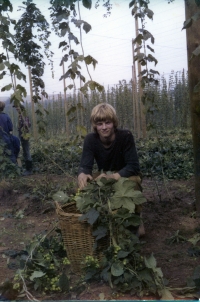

{"left": 12, "top": 74, "right": 17, "bottom": 124}
{"left": 62, "top": 62, "right": 69, "bottom": 138}
{"left": 80, "top": 78, "right": 83, "bottom": 125}
{"left": 185, "top": 0, "right": 200, "bottom": 213}
{"left": 28, "top": 65, "right": 37, "bottom": 139}
{"left": 135, "top": 14, "right": 147, "bottom": 138}
{"left": 13, "top": 73, "right": 17, "bottom": 90}
{"left": 132, "top": 39, "right": 140, "bottom": 138}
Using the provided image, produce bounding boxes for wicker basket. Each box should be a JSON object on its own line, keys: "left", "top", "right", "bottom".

{"left": 55, "top": 201, "right": 108, "bottom": 272}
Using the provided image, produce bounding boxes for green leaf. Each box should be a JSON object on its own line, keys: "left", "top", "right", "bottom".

{"left": 59, "top": 22, "right": 70, "bottom": 37}
{"left": 84, "top": 55, "right": 98, "bottom": 69}
{"left": 59, "top": 41, "right": 68, "bottom": 49}
{"left": 67, "top": 105, "right": 76, "bottom": 116}
{"left": 154, "top": 267, "right": 163, "bottom": 278}
{"left": 110, "top": 196, "right": 136, "bottom": 213}
{"left": 111, "top": 262, "right": 124, "bottom": 276}
{"left": 133, "top": 33, "right": 143, "bottom": 45}
{"left": 141, "top": 30, "right": 154, "bottom": 43}
{"left": 134, "top": 45, "right": 142, "bottom": 52}
{"left": 131, "top": 6, "right": 138, "bottom": 16}
{"left": 149, "top": 69, "right": 160, "bottom": 75}
{"left": 139, "top": 69, "right": 147, "bottom": 76}
{"left": 52, "top": 191, "right": 69, "bottom": 203}
{"left": 117, "top": 250, "right": 130, "bottom": 258}
{"left": 144, "top": 8, "right": 154, "bottom": 19}
{"left": 15, "top": 210, "right": 24, "bottom": 219}
{"left": 129, "top": 0, "right": 136, "bottom": 8}
{"left": 112, "top": 178, "right": 136, "bottom": 195}
{"left": 182, "top": 18, "right": 192, "bottom": 30}
{"left": 75, "top": 194, "right": 95, "bottom": 212}
{"left": 71, "top": 18, "right": 82, "bottom": 28}
{"left": 30, "top": 271, "right": 46, "bottom": 281}
{"left": 111, "top": 178, "right": 146, "bottom": 208}
{"left": 147, "top": 54, "right": 158, "bottom": 65}
{"left": 59, "top": 272, "right": 69, "bottom": 292}
{"left": 144, "top": 253, "right": 157, "bottom": 269}
{"left": 81, "top": 80, "right": 104, "bottom": 93}
{"left": 15, "top": 69, "right": 26, "bottom": 81}
{"left": 147, "top": 45, "right": 154, "bottom": 52}
{"left": 134, "top": 53, "right": 145, "bottom": 61}
{"left": 160, "top": 287, "right": 174, "bottom": 300}
{"left": 65, "top": 84, "right": 74, "bottom": 91}
{"left": 0, "top": 62, "right": 5, "bottom": 71}
{"left": 83, "top": 21, "right": 92, "bottom": 33}
{"left": 1, "top": 84, "right": 12, "bottom": 91}
{"left": 138, "top": 268, "right": 153, "bottom": 282}
{"left": 82, "top": 0, "right": 92, "bottom": 9}
{"left": 79, "top": 208, "right": 99, "bottom": 225}
{"left": 92, "top": 226, "right": 107, "bottom": 240}
{"left": 188, "top": 233, "right": 200, "bottom": 245}
{"left": 68, "top": 32, "right": 79, "bottom": 44}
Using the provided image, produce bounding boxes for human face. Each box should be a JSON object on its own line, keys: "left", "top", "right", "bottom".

{"left": 96, "top": 120, "right": 115, "bottom": 141}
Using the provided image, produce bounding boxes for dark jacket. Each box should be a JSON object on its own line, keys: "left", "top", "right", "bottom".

{"left": 0, "top": 112, "right": 17, "bottom": 163}
{"left": 0, "top": 112, "right": 13, "bottom": 134}
{"left": 78, "top": 129, "right": 140, "bottom": 178}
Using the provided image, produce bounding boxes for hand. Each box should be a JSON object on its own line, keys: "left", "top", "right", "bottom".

{"left": 78, "top": 173, "right": 93, "bottom": 190}
{"left": 95, "top": 173, "right": 107, "bottom": 180}
{"left": 95, "top": 172, "right": 120, "bottom": 181}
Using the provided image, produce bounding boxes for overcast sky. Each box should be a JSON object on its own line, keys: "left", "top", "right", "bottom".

{"left": 1, "top": 0, "right": 187, "bottom": 98}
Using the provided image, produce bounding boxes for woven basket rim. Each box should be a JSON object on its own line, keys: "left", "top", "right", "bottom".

{"left": 55, "top": 201, "right": 82, "bottom": 217}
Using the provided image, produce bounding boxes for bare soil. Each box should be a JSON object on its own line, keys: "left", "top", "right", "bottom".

{"left": 0, "top": 175, "right": 199, "bottom": 301}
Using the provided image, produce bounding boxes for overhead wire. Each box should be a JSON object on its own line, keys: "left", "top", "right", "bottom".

{"left": 1, "top": 0, "right": 187, "bottom": 95}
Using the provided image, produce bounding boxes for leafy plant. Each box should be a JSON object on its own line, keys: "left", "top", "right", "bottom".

{"left": 31, "top": 138, "right": 82, "bottom": 176}
{"left": 187, "top": 265, "right": 200, "bottom": 292}
{"left": 13, "top": 231, "right": 70, "bottom": 294}
{"left": 137, "top": 133, "right": 194, "bottom": 180}
{"left": 73, "top": 177, "right": 168, "bottom": 297}
{"left": 0, "top": 139, "right": 21, "bottom": 180}
{"left": 165, "top": 230, "right": 187, "bottom": 245}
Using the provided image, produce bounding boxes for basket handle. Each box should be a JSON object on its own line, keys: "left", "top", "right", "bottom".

{"left": 55, "top": 201, "right": 66, "bottom": 215}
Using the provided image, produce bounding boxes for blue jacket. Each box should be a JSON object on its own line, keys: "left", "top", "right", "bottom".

{"left": 0, "top": 112, "right": 17, "bottom": 163}
{"left": 0, "top": 112, "right": 13, "bottom": 134}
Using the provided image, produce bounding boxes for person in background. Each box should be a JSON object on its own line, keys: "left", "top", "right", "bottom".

{"left": 0, "top": 101, "right": 19, "bottom": 163}
{"left": 14, "top": 105, "right": 33, "bottom": 175}
{"left": 77, "top": 103, "right": 145, "bottom": 236}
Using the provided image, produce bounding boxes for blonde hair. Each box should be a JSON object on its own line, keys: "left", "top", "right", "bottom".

{"left": 90, "top": 103, "right": 118, "bottom": 132}
{"left": 0, "top": 101, "right": 5, "bottom": 112}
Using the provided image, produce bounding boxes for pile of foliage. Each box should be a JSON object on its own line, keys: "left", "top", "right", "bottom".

{"left": 73, "top": 177, "right": 168, "bottom": 297}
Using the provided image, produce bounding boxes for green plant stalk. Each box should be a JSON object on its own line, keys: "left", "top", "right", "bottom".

{"left": 107, "top": 198, "right": 117, "bottom": 247}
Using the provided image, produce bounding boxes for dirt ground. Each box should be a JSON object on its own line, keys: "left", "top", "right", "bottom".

{"left": 0, "top": 175, "right": 199, "bottom": 301}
